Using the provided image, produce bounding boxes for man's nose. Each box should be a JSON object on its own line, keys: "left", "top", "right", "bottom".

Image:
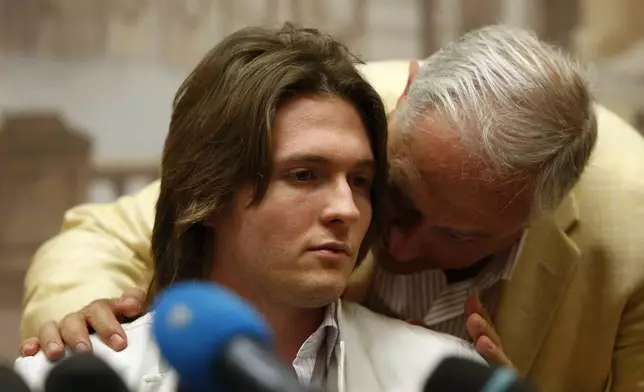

{"left": 388, "top": 226, "right": 424, "bottom": 262}
{"left": 322, "top": 180, "right": 361, "bottom": 225}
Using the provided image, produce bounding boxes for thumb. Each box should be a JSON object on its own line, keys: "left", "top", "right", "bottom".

{"left": 465, "top": 295, "right": 483, "bottom": 315}
{"left": 465, "top": 295, "right": 493, "bottom": 325}
{"left": 114, "top": 288, "right": 147, "bottom": 317}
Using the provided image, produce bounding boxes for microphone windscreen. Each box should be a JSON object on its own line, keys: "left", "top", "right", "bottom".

{"left": 152, "top": 282, "right": 271, "bottom": 389}
{"left": 0, "top": 365, "right": 31, "bottom": 392}
{"left": 44, "top": 353, "right": 129, "bottom": 392}
{"left": 424, "top": 357, "right": 538, "bottom": 392}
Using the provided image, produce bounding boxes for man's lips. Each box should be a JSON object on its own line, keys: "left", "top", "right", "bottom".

{"left": 309, "top": 242, "right": 350, "bottom": 256}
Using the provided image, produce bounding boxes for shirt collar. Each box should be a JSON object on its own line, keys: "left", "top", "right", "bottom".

{"left": 468, "top": 230, "right": 527, "bottom": 294}
{"left": 500, "top": 230, "right": 528, "bottom": 280}
{"left": 291, "top": 301, "right": 340, "bottom": 386}
{"left": 322, "top": 302, "right": 340, "bottom": 366}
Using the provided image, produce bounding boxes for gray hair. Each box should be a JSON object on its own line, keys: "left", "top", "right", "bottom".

{"left": 397, "top": 24, "right": 597, "bottom": 214}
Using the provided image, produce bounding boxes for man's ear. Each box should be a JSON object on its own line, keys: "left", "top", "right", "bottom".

{"left": 395, "top": 60, "right": 421, "bottom": 109}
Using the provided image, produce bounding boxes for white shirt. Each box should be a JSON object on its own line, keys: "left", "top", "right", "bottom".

{"left": 292, "top": 302, "right": 338, "bottom": 387}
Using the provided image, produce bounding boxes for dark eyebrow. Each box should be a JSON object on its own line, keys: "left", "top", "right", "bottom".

{"left": 278, "top": 154, "right": 375, "bottom": 171}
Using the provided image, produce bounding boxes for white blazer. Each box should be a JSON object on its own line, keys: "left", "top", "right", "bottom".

{"left": 15, "top": 301, "right": 484, "bottom": 392}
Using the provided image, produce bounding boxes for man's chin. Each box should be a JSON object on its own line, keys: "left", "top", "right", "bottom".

{"left": 296, "top": 289, "right": 344, "bottom": 308}
{"left": 292, "top": 275, "right": 348, "bottom": 307}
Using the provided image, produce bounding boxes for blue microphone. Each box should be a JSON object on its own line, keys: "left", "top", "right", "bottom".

{"left": 152, "top": 281, "right": 320, "bottom": 392}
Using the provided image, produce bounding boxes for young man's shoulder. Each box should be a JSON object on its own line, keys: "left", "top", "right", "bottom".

{"left": 338, "top": 301, "right": 484, "bottom": 391}
{"left": 340, "top": 300, "right": 483, "bottom": 361}
{"left": 14, "top": 314, "right": 156, "bottom": 391}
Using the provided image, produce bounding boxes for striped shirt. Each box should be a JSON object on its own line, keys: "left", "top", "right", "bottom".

{"left": 366, "top": 233, "right": 527, "bottom": 340}
{"left": 292, "top": 302, "right": 339, "bottom": 387}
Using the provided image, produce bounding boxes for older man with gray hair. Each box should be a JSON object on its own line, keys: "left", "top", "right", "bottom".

{"left": 19, "top": 25, "right": 644, "bottom": 392}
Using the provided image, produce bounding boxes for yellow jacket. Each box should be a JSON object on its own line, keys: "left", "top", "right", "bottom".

{"left": 22, "top": 61, "right": 644, "bottom": 391}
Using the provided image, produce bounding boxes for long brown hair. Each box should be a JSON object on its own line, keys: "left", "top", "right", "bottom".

{"left": 149, "top": 23, "right": 388, "bottom": 300}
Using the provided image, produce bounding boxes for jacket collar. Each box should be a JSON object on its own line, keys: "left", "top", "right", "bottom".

{"left": 496, "top": 192, "right": 581, "bottom": 377}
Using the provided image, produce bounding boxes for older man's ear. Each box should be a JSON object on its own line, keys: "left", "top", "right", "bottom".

{"left": 394, "top": 60, "right": 420, "bottom": 111}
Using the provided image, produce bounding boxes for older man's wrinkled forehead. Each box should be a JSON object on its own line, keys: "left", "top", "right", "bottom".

{"left": 392, "top": 114, "right": 534, "bottom": 224}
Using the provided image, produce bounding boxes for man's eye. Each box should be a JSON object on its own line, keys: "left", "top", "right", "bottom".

{"left": 351, "top": 175, "right": 373, "bottom": 189}
{"left": 288, "top": 169, "right": 315, "bottom": 182}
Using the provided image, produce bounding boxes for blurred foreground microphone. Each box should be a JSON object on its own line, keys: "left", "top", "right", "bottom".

{"left": 424, "top": 357, "right": 539, "bottom": 392}
{"left": 44, "top": 354, "right": 129, "bottom": 392}
{"left": 0, "top": 365, "right": 31, "bottom": 392}
{"left": 153, "top": 282, "right": 320, "bottom": 392}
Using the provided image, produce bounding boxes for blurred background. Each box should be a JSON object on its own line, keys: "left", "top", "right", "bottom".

{"left": 1, "top": 0, "right": 643, "bottom": 361}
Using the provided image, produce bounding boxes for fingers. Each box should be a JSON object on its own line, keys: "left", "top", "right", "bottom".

{"left": 19, "top": 337, "right": 40, "bottom": 357}
{"left": 81, "top": 300, "right": 127, "bottom": 351}
{"left": 474, "top": 335, "right": 513, "bottom": 367}
{"left": 22, "top": 291, "right": 142, "bottom": 360}
{"left": 464, "top": 295, "right": 482, "bottom": 315}
{"left": 466, "top": 312, "right": 513, "bottom": 367}
{"left": 114, "top": 288, "right": 146, "bottom": 319}
{"left": 60, "top": 312, "right": 93, "bottom": 354}
{"left": 121, "top": 287, "right": 147, "bottom": 304}
{"left": 37, "top": 321, "right": 65, "bottom": 361}
{"left": 466, "top": 312, "right": 502, "bottom": 347}
{"left": 465, "top": 295, "right": 493, "bottom": 324}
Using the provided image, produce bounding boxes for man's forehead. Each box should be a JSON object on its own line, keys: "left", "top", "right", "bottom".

{"left": 398, "top": 115, "right": 506, "bottom": 185}
{"left": 272, "top": 94, "right": 373, "bottom": 162}
{"left": 391, "top": 120, "right": 534, "bottom": 228}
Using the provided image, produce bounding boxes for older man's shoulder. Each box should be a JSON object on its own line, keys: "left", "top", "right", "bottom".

{"left": 578, "top": 105, "right": 644, "bottom": 212}
{"left": 591, "top": 104, "right": 644, "bottom": 175}
{"left": 570, "top": 105, "right": 644, "bottom": 283}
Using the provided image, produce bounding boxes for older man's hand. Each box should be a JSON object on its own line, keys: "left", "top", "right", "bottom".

{"left": 465, "top": 295, "right": 513, "bottom": 368}
{"left": 20, "top": 288, "right": 147, "bottom": 360}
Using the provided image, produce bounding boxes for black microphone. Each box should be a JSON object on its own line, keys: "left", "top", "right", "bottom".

{"left": 44, "top": 353, "right": 130, "bottom": 392}
{"left": 0, "top": 365, "right": 31, "bottom": 392}
{"left": 424, "top": 357, "right": 540, "bottom": 392}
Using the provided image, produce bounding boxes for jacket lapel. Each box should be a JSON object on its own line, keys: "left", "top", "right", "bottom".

{"left": 327, "top": 301, "right": 346, "bottom": 392}
{"left": 326, "top": 341, "right": 344, "bottom": 392}
{"left": 330, "top": 301, "right": 384, "bottom": 392}
{"left": 139, "top": 332, "right": 177, "bottom": 392}
{"left": 140, "top": 373, "right": 176, "bottom": 392}
{"left": 495, "top": 193, "right": 581, "bottom": 376}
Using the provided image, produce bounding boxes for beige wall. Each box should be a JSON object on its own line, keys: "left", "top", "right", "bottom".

{"left": 574, "top": 0, "right": 644, "bottom": 128}
{"left": 575, "top": 0, "right": 644, "bottom": 61}
{"left": 0, "top": 272, "right": 24, "bottom": 361}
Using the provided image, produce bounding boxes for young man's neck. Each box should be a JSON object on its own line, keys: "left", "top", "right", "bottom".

{"left": 210, "top": 271, "right": 326, "bottom": 364}
{"left": 257, "top": 302, "right": 326, "bottom": 364}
